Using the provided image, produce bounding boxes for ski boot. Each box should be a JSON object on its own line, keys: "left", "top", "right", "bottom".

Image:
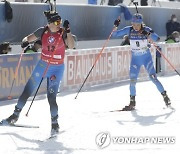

{"left": 0, "top": 106, "right": 21, "bottom": 126}
{"left": 122, "top": 96, "right": 136, "bottom": 111}
{"left": 51, "top": 115, "right": 59, "bottom": 137}
{"left": 161, "top": 91, "right": 171, "bottom": 107}
{"left": 51, "top": 123, "right": 59, "bottom": 137}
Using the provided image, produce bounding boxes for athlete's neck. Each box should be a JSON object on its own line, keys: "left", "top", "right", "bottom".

{"left": 49, "top": 27, "right": 60, "bottom": 33}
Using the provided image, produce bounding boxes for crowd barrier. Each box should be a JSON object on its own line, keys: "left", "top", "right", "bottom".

{"left": 162, "top": 43, "right": 180, "bottom": 74}
{"left": 1, "top": 43, "right": 180, "bottom": 100}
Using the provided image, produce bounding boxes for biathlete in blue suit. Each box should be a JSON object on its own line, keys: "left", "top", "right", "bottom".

{"left": 113, "top": 14, "right": 171, "bottom": 111}
{"left": 0, "top": 11, "right": 75, "bottom": 135}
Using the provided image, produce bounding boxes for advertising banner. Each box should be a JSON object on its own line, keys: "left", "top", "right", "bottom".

{"left": 0, "top": 53, "right": 47, "bottom": 100}
{"left": 0, "top": 45, "right": 158, "bottom": 101}
{"left": 164, "top": 44, "right": 180, "bottom": 74}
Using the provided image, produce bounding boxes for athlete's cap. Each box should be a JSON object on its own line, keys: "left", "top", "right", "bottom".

{"left": 131, "top": 13, "right": 143, "bottom": 24}
{"left": 44, "top": 11, "right": 61, "bottom": 23}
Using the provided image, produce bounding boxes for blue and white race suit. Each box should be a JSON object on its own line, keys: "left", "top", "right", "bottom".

{"left": 113, "top": 26, "right": 165, "bottom": 96}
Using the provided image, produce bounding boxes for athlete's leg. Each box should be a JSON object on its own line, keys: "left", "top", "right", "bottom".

{"left": 144, "top": 53, "right": 164, "bottom": 93}
{"left": 144, "top": 53, "right": 171, "bottom": 106}
{"left": 121, "top": 56, "right": 141, "bottom": 111}
{"left": 47, "top": 64, "right": 64, "bottom": 134}
{"left": 129, "top": 57, "right": 141, "bottom": 96}
{"left": 47, "top": 64, "right": 65, "bottom": 122}
{"left": 15, "top": 60, "right": 47, "bottom": 110}
{"left": 0, "top": 60, "right": 47, "bottom": 125}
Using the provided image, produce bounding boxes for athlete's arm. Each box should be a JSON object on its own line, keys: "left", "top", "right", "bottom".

{"left": 21, "top": 27, "right": 44, "bottom": 48}
{"left": 65, "top": 33, "right": 75, "bottom": 49}
{"left": 144, "top": 27, "right": 160, "bottom": 41}
{"left": 63, "top": 20, "right": 75, "bottom": 49}
{"left": 112, "top": 26, "right": 131, "bottom": 37}
{"left": 22, "top": 34, "right": 37, "bottom": 43}
{"left": 21, "top": 28, "right": 45, "bottom": 48}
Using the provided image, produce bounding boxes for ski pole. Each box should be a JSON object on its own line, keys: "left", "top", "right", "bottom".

{"left": 74, "top": 27, "right": 117, "bottom": 99}
{"left": 25, "top": 63, "right": 48, "bottom": 117}
{"left": 25, "top": 31, "right": 64, "bottom": 117}
{"left": 149, "top": 39, "right": 180, "bottom": 76}
{"left": 8, "top": 48, "right": 25, "bottom": 100}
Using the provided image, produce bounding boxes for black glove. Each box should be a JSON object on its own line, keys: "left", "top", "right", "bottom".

{"left": 21, "top": 41, "right": 29, "bottom": 48}
{"left": 141, "top": 30, "right": 151, "bottom": 36}
{"left": 114, "top": 19, "right": 121, "bottom": 27}
{"left": 63, "top": 20, "right": 70, "bottom": 33}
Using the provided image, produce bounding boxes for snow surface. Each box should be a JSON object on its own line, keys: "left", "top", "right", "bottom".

{"left": 0, "top": 75, "right": 180, "bottom": 154}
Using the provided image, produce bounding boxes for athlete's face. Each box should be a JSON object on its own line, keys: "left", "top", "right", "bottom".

{"left": 48, "top": 20, "right": 61, "bottom": 32}
{"left": 53, "top": 20, "right": 61, "bottom": 26}
{"left": 132, "top": 23, "right": 142, "bottom": 31}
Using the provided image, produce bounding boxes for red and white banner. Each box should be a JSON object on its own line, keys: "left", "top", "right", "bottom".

{"left": 63, "top": 46, "right": 156, "bottom": 91}
{"left": 164, "top": 44, "right": 180, "bottom": 74}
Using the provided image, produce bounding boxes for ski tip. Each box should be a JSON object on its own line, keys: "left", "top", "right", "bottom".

{"left": 110, "top": 110, "right": 123, "bottom": 112}
{"left": 12, "top": 124, "right": 40, "bottom": 128}
{"left": 168, "top": 106, "right": 176, "bottom": 111}
{"left": 49, "top": 135, "right": 58, "bottom": 139}
{"left": 163, "top": 105, "right": 175, "bottom": 111}
{"left": 110, "top": 108, "right": 136, "bottom": 112}
{"left": 38, "top": 135, "right": 57, "bottom": 142}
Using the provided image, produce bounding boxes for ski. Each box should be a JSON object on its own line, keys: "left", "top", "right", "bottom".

{"left": 38, "top": 134, "right": 58, "bottom": 142}
{"left": 163, "top": 105, "right": 175, "bottom": 111}
{"left": 12, "top": 124, "right": 39, "bottom": 128}
{"left": 0, "top": 123, "right": 39, "bottom": 128}
{"left": 37, "top": 130, "right": 65, "bottom": 142}
{"left": 110, "top": 109, "right": 123, "bottom": 112}
{"left": 110, "top": 109, "right": 135, "bottom": 112}
{"left": 110, "top": 105, "right": 175, "bottom": 113}
{"left": 46, "top": 135, "right": 57, "bottom": 140}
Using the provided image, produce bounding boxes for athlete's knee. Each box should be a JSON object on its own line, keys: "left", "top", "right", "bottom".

{"left": 130, "top": 78, "right": 137, "bottom": 86}
{"left": 48, "top": 93, "right": 56, "bottom": 103}
{"left": 149, "top": 74, "right": 158, "bottom": 82}
{"left": 19, "top": 85, "right": 33, "bottom": 101}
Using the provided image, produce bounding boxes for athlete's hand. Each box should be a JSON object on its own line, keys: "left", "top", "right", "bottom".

{"left": 21, "top": 41, "right": 29, "bottom": 48}
{"left": 114, "top": 19, "right": 121, "bottom": 27}
{"left": 141, "top": 30, "right": 151, "bottom": 36}
{"left": 63, "top": 20, "right": 70, "bottom": 33}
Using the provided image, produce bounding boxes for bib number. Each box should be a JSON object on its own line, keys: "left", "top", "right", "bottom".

{"left": 136, "top": 41, "right": 140, "bottom": 47}
{"left": 47, "top": 45, "right": 55, "bottom": 52}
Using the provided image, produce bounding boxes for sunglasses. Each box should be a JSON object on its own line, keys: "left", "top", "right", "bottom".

{"left": 53, "top": 20, "right": 61, "bottom": 26}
